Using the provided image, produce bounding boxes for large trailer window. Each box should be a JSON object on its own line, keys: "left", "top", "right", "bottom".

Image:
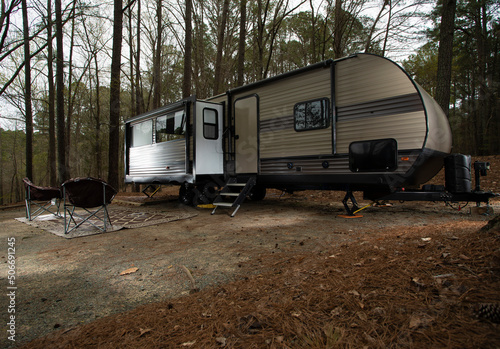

{"left": 131, "top": 120, "right": 153, "bottom": 147}
{"left": 294, "top": 98, "right": 329, "bottom": 131}
{"left": 156, "top": 110, "right": 185, "bottom": 142}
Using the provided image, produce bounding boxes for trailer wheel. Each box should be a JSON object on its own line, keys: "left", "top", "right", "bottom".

{"left": 192, "top": 181, "right": 219, "bottom": 206}
{"left": 179, "top": 184, "right": 195, "bottom": 205}
{"left": 248, "top": 185, "right": 266, "bottom": 201}
{"left": 202, "top": 181, "right": 220, "bottom": 202}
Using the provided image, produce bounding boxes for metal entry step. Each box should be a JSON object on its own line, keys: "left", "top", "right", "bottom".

{"left": 211, "top": 177, "right": 256, "bottom": 217}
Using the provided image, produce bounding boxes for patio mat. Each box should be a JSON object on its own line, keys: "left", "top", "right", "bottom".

{"left": 15, "top": 206, "right": 198, "bottom": 239}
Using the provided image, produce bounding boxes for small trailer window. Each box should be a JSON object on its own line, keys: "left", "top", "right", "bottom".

{"left": 294, "top": 98, "right": 329, "bottom": 131}
{"left": 156, "top": 110, "right": 185, "bottom": 142}
{"left": 131, "top": 120, "right": 153, "bottom": 147}
{"left": 203, "top": 108, "right": 218, "bottom": 140}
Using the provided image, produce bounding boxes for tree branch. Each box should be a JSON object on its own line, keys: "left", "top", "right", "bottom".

{"left": 122, "top": 0, "right": 137, "bottom": 14}
{"left": 0, "top": 42, "right": 48, "bottom": 96}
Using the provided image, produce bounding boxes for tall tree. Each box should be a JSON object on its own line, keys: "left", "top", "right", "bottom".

{"left": 127, "top": 4, "right": 136, "bottom": 115}
{"left": 108, "top": 0, "right": 123, "bottom": 189}
{"left": 81, "top": 16, "right": 104, "bottom": 178}
{"left": 135, "top": 0, "right": 144, "bottom": 114}
{"left": 435, "top": 0, "right": 456, "bottom": 116}
{"left": 152, "top": 0, "right": 162, "bottom": 108}
{"left": 21, "top": 0, "right": 32, "bottom": 180}
{"left": 47, "top": 0, "right": 56, "bottom": 186}
{"left": 55, "top": 0, "right": 67, "bottom": 182}
{"left": 213, "top": 0, "right": 230, "bottom": 95}
{"left": 309, "top": 0, "right": 318, "bottom": 62}
{"left": 65, "top": 0, "right": 79, "bottom": 176}
{"left": 0, "top": 128, "right": 3, "bottom": 204}
{"left": 333, "top": 0, "right": 343, "bottom": 57}
{"left": 182, "top": 0, "right": 192, "bottom": 98}
{"left": 237, "top": 0, "right": 246, "bottom": 86}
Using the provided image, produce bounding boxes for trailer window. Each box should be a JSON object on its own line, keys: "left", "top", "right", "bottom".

{"left": 203, "top": 108, "right": 218, "bottom": 140}
{"left": 294, "top": 98, "right": 329, "bottom": 131}
{"left": 156, "top": 110, "right": 185, "bottom": 143}
{"left": 131, "top": 120, "right": 153, "bottom": 147}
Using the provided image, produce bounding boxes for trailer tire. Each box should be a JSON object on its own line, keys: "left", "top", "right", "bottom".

{"left": 248, "top": 185, "right": 266, "bottom": 201}
{"left": 179, "top": 184, "right": 195, "bottom": 205}
{"left": 192, "top": 186, "right": 209, "bottom": 206}
{"left": 202, "top": 181, "right": 219, "bottom": 203}
{"left": 192, "top": 182, "right": 219, "bottom": 206}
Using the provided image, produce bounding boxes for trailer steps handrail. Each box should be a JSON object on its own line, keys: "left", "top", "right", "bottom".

{"left": 211, "top": 177, "right": 256, "bottom": 217}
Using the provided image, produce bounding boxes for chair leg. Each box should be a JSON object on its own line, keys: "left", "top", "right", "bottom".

{"left": 25, "top": 199, "right": 31, "bottom": 220}
{"left": 103, "top": 204, "right": 113, "bottom": 231}
{"left": 25, "top": 185, "right": 62, "bottom": 221}
{"left": 64, "top": 206, "right": 111, "bottom": 234}
{"left": 55, "top": 199, "right": 61, "bottom": 217}
{"left": 64, "top": 206, "right": 77, "bottom": 234}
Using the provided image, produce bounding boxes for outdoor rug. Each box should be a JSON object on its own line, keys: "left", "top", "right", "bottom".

{"left": 16, "top": 206, "right": 198, "bottom": 239}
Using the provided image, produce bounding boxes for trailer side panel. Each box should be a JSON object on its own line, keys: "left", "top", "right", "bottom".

{"left": 335, "top": 54, "right": 427, "bottom": 154}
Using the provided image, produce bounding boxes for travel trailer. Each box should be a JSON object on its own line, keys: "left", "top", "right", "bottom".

{"left": 124, "top": 53, "right": 496, "bottom": 216}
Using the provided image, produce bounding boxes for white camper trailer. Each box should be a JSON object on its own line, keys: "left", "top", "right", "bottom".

{"left": 124, "top": 53, "right": 495, "bottom": 215}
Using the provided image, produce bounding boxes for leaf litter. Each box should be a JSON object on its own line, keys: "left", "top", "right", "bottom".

{"left": 21, "top": 214, "right": 500, "bottom": 348}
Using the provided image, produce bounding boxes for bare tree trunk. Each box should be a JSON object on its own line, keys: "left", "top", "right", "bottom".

{"left": 93, "top": 49, "right": 102, "bottom": 177}
{"left": 309, "top": 0, "right": 317, "bottom": 62}
{"left": 135, "top": 0, "right": 144, "bottom": 114}
{"left": 192, "top": 2, "right": 204, "bottom": 97}
{"left": 153, "top": 0, "right": 162, "bottom": 109}
{"left": 262, "top": 1, "right": 302, "bottom": 79}
{"left": 237, "top": 0, "right": 246, "bottom": 87}
{"left": 256, "top": 0, "right": 266, "bottom": 80}
{"left": 476, "top": 2, "right": 488, "bottom": 155}
{"left": 0, "top": 129, "right": 3, "bottom": 205}
{"left": 182, "top": 0, "right": 192, "bottom": 98}
{"left": 10, "top": 129, "right": 19, "bottom": 203}
{"left": 47, "top": 0, "right": 56, "bottom": 186}
{"left": 435, "top": 0, "right": 456, "bottom": 117}
{"left": 333, "top": 0, "right": 342, "bottom": 58}
{"left": 365, "top": 0, "right": 389, "bottom": 53}
{"left": 213, "top": 0, "right": 230, "bottom": 95}
{"left": 108, "top": 0, "right": 123, "bottom": 189}
{"left": 22, "top": 0, "right": 33, "bottom": 181}
{"left": 55, "top": 0, "right": 67, "bottom": 182}
{"left": 127, "top": 6, "right": 136, "bottom": 115}
{"left": 65, "top": 1, "right": 78, "bottom": 177}
{"left": 382, "top": 0, "right": 392, "bottom": 56}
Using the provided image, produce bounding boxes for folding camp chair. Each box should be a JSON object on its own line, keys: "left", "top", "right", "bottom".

{"left": 62, "top": 177, "right": 117, "bottom": 234}
{"left": 23, "top": 178, "right": 62, "bottom": 221}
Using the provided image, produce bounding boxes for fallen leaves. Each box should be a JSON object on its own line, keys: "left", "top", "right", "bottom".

{"left": 181, "top": 340, "right": 196, "bottom": 346}
{"left": 120, "top": 267, "right": 139, "bottom": 276}
{"left": 409, "top": 314, "right": 435, "bottom": 329}
{"left": 138, "top": 328, "right": 151, "bottom": 337}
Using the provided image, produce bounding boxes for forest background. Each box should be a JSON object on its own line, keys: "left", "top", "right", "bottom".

{"left": 0, "top": 0, "right": 498, "bottom": 204}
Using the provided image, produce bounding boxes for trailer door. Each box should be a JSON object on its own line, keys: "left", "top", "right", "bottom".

{"left": 195, "top": 101, "right": 224, "bottom": 175}
{"left": 234, "top": 95, "right": 258, "bottom": 174}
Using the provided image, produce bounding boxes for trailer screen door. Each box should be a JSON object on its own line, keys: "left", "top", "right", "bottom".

{"left": 234, "top": 96, "right": 258, "bottom": 174}
{"left": 195, "top": 101, "right": 224, "bottom": 175}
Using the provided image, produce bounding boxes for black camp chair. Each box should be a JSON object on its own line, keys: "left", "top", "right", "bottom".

{"left": 23, "top": 178, "right": 62, "bottom": 221}
{"left": 62, "top": 177, "right": 117, "bottom": 234}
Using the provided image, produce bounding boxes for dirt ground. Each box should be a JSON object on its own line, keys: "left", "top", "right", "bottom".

{"left": 1, "top": 156, "right": 499, "bottom": 348}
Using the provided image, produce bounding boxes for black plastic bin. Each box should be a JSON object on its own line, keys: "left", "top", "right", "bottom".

{"left": 445, "top": 154, "right": 472, "bottom": 193}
